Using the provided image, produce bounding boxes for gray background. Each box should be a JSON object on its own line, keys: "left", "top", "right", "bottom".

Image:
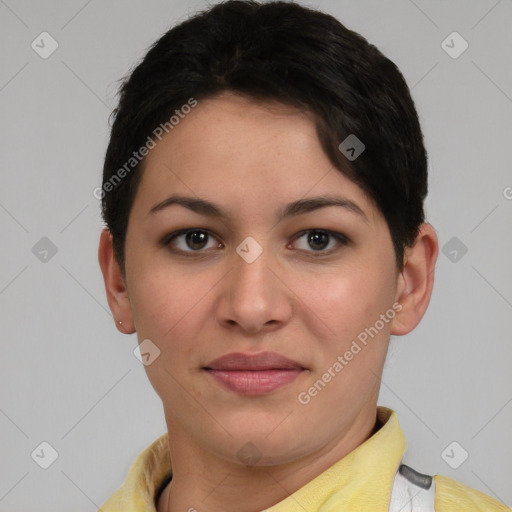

{"left": 1, "top": 0, "right": 511, "bottom": 510}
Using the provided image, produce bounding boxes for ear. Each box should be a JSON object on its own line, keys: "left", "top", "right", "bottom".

{"left": 391, "top": 223, "right": 438, "bottom": 336}
{"left": 98, "top": 228, "right": 135, "bottom": 334}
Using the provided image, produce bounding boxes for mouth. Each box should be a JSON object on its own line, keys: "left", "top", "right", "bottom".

{"left": 203, "top": 351, "right": 306, "bottom": 396}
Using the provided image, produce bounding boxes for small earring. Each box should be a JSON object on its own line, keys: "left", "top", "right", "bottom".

{"left": 118, "top": 320, "right": 123, "bottom": 325}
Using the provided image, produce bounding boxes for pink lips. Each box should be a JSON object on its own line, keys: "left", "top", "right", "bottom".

{"left": 203, "top": 351, "right": 305, "bottom": 396}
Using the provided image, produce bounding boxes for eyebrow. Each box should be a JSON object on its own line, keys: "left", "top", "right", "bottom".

{"left": 149, "top": 194, "right": 368, "bottom": 222}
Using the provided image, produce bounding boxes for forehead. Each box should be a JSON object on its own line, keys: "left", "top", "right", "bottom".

{"left": 144, "top": 92, "right": 324, "bottom": 179}
{"left": 134, "top": 92, "right": 379, "bottom": 224}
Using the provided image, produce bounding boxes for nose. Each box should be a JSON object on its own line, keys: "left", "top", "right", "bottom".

{"left": 215, "top": 243, "right": 293, "bottom": 335}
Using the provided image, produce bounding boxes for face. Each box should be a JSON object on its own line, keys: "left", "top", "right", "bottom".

{"left": 121, "top": 92, "right": 404, "bottom": 465}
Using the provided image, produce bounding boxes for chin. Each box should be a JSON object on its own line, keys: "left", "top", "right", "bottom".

{"left": 204, "top": 411, "right": 313, "bottom": 465}
{"left": 212, "top": 435, "right": 311, "bottom": 468}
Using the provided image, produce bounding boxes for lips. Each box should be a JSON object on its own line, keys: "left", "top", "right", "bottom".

{"left": 205, "top": 351, "right": 304, "bottom": 371}
{"left": 203, "top": 351, "right": 305, "bottom": 395}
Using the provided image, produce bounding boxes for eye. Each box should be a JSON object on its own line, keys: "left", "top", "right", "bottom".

{"left": 290, "top": 230, "right": 349, "bottom": 253}
{"left": 163, "top": 229, "right": 222, "bottom": 253}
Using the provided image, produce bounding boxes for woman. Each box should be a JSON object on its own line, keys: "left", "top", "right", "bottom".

{"left": 97, "top": 1, "right": 509, "bottom": 510}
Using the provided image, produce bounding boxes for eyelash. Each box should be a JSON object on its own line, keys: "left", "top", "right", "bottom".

{"left": 161, "top": 228, "right": 350, "bottom": 256}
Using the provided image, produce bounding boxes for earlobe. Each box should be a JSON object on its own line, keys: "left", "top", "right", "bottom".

{"left": 391, "top": 223, "right": 439, "bottom": 336}
{"left": 98, "top": 228, "right": 135, "bottom": 334}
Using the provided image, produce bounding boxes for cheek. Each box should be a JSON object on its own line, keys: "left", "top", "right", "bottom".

{"left": 298, "top": 262, "right": 395, "bottom": 344}
{"left": 128, "top": 263, "right": 202, "bottom": 340}
{"left": 128, "top": 267, "right": 216, "bottom": 398}
{"left": 297, "top": 267, "right": 395, "bottom": 408}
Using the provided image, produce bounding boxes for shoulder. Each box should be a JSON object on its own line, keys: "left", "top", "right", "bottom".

{"left": 434, "top": 474, "right": 511, "bottom": 511}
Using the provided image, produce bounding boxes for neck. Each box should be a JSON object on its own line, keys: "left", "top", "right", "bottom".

{"left": 157, "top": 408, "right": 379, "bottom": 512}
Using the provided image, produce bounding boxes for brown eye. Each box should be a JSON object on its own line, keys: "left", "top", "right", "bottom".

{"left": 164, "top": 229, "right": 221, "bottom": 253}
{"left": 185, "top": 230, "right": 209, "bottom": 250}
{"left": 291, "top": 230, "right": 349, "bottom": 254}
{"left": 306, "top": 231, "right": 330, "bottom": 251}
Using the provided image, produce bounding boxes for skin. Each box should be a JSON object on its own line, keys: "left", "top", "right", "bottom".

{"left": 99, "top": 92, "right": 438, "bottom": 512}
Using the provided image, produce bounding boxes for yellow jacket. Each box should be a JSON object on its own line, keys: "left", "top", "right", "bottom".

{"left": 99, "top": 408, "right": 510, "bottom": 511}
